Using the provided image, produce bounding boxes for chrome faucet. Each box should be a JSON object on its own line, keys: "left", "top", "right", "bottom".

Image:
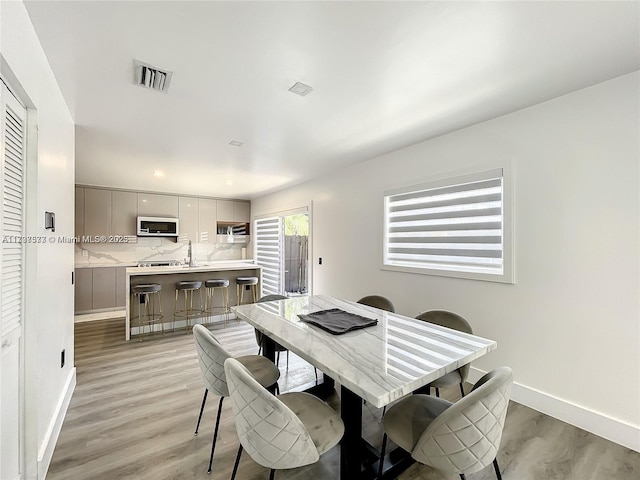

{"left": 188, "top": 240, "right": 194, "bottom": 267}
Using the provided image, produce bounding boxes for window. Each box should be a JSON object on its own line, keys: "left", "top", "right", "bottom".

{"left": 383, "top": 167, "right": 513, "bottom": 283}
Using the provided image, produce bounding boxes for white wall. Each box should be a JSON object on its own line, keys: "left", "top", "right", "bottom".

{"left": 252, "top": 72, "right": 640, "bottom": 451}
{"left": 1, "top": 1, "right": 76, "bottom": 478}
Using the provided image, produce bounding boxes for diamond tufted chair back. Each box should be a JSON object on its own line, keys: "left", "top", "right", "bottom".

{"left": 224, "top": 357, "right": 320, "bottom": 470}
{"left": 412, "top": 367, "right": 513, "bottom": 475}
{"left": 193, "top": 324, "right": 233, "bottom": 397}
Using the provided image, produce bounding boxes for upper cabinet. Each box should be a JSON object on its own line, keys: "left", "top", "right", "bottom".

{"left": 178, "top": 197, "right": 218, "bottom": 243}
{"left": 217, "top": 200, "right": 250, "bottom": 222}
{"left": 137, "top": 193, "right": 178, "bottom": 217}
{"left": 178, "top": 196, "right": 199, "bottom": 242}
{"left": 198, "top": 198, "right": 217, "bottom": 243}
{"left": 75, "top": 187, "right": 85, "bottom": 237}
{"left": 111, "top": 190, "right": 137, "bottom": 237}
{"left": 75, "top": 186, "right": 247, "bottom": 244}
{"left": 84, "top": 188, "right": 111, "bottom": 238}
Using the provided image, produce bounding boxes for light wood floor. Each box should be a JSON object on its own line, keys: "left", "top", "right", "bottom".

{"left": 47, "top": 319, "right": 639, "bottom": 480}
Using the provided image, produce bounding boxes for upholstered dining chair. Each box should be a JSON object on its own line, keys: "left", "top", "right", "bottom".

{"left": 224, "top": 357, "right": 345, "bottom": 480}
{"left": 378, "top": 367, "right": 513, "bottom": 480}
{"left": 415, "top": 310, "right": 473, "bottom": 398}
{"left": 357, "top": 295, "right": 395, "bottom": 313}
{"left": 255, "top": 294, "right": 319, "bottom": 381}
{"left": 192, "top": 324, "right": 280, "bottom": 474}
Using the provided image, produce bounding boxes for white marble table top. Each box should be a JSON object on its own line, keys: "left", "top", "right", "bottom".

{"left": 233, "top": 295, "right": 497, "bottom": 408}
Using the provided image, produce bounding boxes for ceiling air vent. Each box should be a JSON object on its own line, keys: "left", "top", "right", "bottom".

{"left": 133, "top": 60, "right": 172, "bottom": 93}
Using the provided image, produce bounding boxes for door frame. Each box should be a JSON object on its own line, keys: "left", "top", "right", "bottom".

{"left": 253, "top": 203, "right": 313, "bottom": 297}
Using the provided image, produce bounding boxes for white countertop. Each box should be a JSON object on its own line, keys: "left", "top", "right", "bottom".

{"left": 126, "top": 261, "right": 260, "bottom": 276}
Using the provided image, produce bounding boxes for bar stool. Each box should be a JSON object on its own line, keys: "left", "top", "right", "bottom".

{"left": 130, "top": 283, "right": 163, "bottom": 340}
{"left": 174, "top": 280, "right": 203, "bottom": 333}
{"left": 235, "top": 276, "right": 258, "bottom": 305}
{"left": 203, "top": 279, "right": 230, "bottom": 326}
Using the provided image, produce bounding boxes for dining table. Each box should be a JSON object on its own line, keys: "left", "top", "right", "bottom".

{"left": 232, "top": 294, "right": 497, "bottom": 479}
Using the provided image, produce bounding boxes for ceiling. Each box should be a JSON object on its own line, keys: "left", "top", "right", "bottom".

{"left": 24, "top": 1, "right": 640, "bottom": 199}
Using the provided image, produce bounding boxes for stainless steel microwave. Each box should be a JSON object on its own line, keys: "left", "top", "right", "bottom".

{"left": 136, "top": 216, "right": 179, "bottom": 237}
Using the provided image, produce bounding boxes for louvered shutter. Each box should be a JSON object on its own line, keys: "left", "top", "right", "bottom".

{"left": 384, "top": 169, "right": 504, "bottom": 276}
{"left": 255, "top": 217, "right": 282, "bottom": 297}
{"left": 1, "top": 89, "right": 25, "bottom": 336}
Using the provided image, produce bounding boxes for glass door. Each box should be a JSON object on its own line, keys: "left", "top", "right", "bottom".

{"left": 254, "top": 211, "right": 309, "bottom": 298}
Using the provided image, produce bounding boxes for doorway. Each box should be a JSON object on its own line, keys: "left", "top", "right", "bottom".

{"left": 254, "top": 210, "right": 309, "bottom": 298}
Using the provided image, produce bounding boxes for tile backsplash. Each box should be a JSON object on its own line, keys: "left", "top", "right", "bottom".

{"left": 74, "top": 237, "right": 246, "bottom": 266}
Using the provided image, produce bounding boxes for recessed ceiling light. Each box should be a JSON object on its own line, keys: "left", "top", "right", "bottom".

{"left": 226, "top": 180, "right": 233, "bottom": 185}
{"left": 229, "top": 140, "right": 244, "bottom": 147}
{"left": 152, "top": 170, "right": 164, "bottom": 177}
{"left": 288, "top": 82, "right": 313, "bottom": 96}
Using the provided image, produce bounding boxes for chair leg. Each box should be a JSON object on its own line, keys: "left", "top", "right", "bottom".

{"left": 286, "top": 350, "right": 289, "bottom": 371}
{"left": 459, "top": 382, "right": 466, "bottom": 398}
{"left": 459, "top": 475, "right": 466, "bottom": 480}
{"left": 493, "top": 458, "right": 503, "bottom": 480}
{"left": 314, "top": 367, "right": 318, "bottom": 383}
{"left": 207, "top": 397, "right": 225, "bottom": 473}
{"left": 194, "top": 389, "right": 208, "bottom": 436}
{"left": 377, "top": 433, "right": 388, "bottom": 479}
{"left": 276, "top": 351, "right": 280, "bottom": 366}
{"left": 435, "top": 387, "right": 440, "bottom": 398}
{"left": 230, "top": 445, "right": 243, "bottom": 480}
{"left": 269, "top": 469, "right": 276, "bottom": 480}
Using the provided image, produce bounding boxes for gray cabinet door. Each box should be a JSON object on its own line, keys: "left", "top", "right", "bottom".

{"left": 111, "top": 190, "right": 137, "bottom": 236}
{"left": 216, "top": 200, "right": 234, "bottom": 221}
{"left": 138, "top": 193, "right": 178, "bottom": 217}
{"left": 234, "top": 201, "right": 251, "bottom": 222}
{"left": 92, "top": 267, "right": 116, "bottom": 309}
{"left": 84, "top": 188, "right": 111, "bottom": 238}
{"left": 115, "top": 267, "right": 127, "bottom": 307}
{"left": 75, "top": 187, "right": 84, "bottom": 237}
{"left": 198, "top": 198, "right": 217, "bottom": 243}
{"left": 74, "top": 268, "right": 93, "bottom": 312}
{"left": 178, "top": 196, "right": 198, "bottom": 242}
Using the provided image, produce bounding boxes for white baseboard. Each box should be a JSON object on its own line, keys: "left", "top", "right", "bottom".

{"left": 38, "top": 367, "right": 76, "bottom": 480}
{"left": 468, "top": 367, "right": 640, "bottom": 453}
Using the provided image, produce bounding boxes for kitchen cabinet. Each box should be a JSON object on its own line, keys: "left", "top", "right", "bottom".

{"left": 75, "top": 267, "right": 127, "bottom": 313}
{"left": 92, "top": 267, "right": 116, "bottom": 309}
{"left": 111, "top": 190, "right": 138, "bottom": 237}
{"left": 178, "top": 196, "right": 199, "bottom": 242}
{"left": 138, "top": 193, "right": 178, "bottom": 217}
{"left": 115, "top": 267, "right": 127, "bottom": 307}
{"left": 198, "top": 198, "right": 217, "bottom": 243}
{"left": 74, "top": 268, "right": 93, "bottom": 312}
{"left": 84, "top": 188, "right": 111, "bottom": 238}
{"left": 217, "top": 200, "right": 250, "bottom": 222}
{"left": 179, "top": 197, "right": 217, "bottom": 243}
{"left": 75, "top": 187, "right": 84, "bottom": 237}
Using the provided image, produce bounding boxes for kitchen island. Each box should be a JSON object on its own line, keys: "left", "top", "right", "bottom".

{"left": 125, "top": 261, "right": 261, "bottom": 340}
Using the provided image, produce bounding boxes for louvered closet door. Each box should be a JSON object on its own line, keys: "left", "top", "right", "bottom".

{"left": 0, "top": 80, "right": 26, "bottom": 480}
{"left": 255, "top": 217, "right": 283, "bottom": 297}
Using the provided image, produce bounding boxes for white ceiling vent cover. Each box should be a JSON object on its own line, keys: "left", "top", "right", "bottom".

{"left": 133, "top": 60, "right": 172, "bottom": 93}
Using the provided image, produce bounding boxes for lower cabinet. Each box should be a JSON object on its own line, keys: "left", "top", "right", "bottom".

{"left": 75, "top": 266, "right": 127, "bottom": 313}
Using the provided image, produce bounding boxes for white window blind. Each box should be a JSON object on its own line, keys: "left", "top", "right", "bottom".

{"left": 384, "top": 168, "right": 508, "bottom": 280}
{"left": 1, "top": 90, "right": 25, "bottom": 335}
{"left": 255, "top": 217, "right": 282, "bottom": 297}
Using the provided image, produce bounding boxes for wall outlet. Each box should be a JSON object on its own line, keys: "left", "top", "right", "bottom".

{"left": 60, "top": 349, "right": 65, "bottom": 368}
{"left": 318, "top": 257, "right": 323, "bottom": 265}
